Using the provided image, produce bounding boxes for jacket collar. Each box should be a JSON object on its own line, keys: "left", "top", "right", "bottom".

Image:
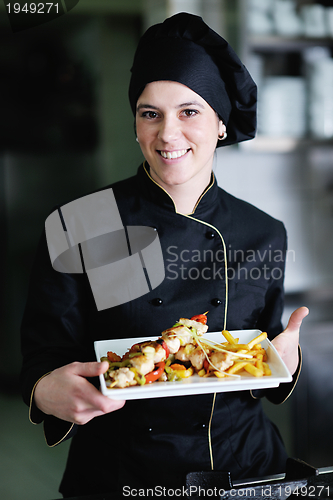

{"left": 138, "top": 162, "right": 219, "bottom": 215}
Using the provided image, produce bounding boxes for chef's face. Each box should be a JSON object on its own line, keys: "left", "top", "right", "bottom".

{"left": 135, "top": 81, "right": 225, "bottom": 190}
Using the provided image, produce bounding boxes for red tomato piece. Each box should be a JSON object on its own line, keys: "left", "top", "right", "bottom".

{"left": 191, "top": 314, "right": 208, "bottom": 325}
{"left": 156, "top": 338, "right": 170, "bottom": 359}
{"left": 203, "top": 359, "right": 210, "bottom": 372}
{"left": 144, "top": 362, "right": 166, "bottom": 384}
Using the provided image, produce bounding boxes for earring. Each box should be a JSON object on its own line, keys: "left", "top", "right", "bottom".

{"left": 136, "top": 137, "right": 139, "bottom": 143}
{"left": 218, "top": 132, "right": 227, "bottom": 141}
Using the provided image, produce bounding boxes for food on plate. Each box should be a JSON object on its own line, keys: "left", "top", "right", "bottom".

{"left": 101, "top": 315, "right": 271, "bottom": 389}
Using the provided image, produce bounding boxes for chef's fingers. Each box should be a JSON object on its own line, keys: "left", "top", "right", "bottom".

{"left": 34, "top": 362, "right": 125, "bottom": 425}
{"left": 284, "top": 306, "right": 309, "bottom": 335}
{"left": 79, "top": 379, "right": 125, "bottom": 414}
{"left": 75, "top": 400, "right": 126, "bottom": 424}
{"left": 72, "top": 387, "right": 126, "bottom": 425}
{"left": 71, "top": 360, "right": 110, "bottom": 378}
{"left": 272, "top": 307, "right": 309, "bottom": 375}
{"left": 65, "top": 362, "right": 125, "bottom": 422}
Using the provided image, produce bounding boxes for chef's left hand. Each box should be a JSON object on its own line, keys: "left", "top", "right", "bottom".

{"left": 271, "top": 306, "right": 309, "bottom": 375}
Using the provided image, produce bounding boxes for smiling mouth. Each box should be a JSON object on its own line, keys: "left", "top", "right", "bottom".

{"left": 158, "top": 149, "right": 190, "bottom": 160}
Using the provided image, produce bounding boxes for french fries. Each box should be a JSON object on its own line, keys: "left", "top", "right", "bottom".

{"left": 200, "top": 330, "right": 271, "bottom": 379}
{"left": 247, "top": 331, "right": 268, "bottom": 350}
{"left": 222, "top": 329, "right": 238, "bottom": 344}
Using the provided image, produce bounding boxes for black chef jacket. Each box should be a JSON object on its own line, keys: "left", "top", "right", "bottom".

{"left": 21, "top": 164, "right": 295, "bottom": 497}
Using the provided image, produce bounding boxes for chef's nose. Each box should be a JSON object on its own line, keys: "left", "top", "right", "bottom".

{"left": 158, "top": 115, "right": 181, "bottom": 142}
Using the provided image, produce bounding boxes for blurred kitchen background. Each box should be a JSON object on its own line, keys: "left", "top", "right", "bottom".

{"left": 1, "top": 0, "right": 333, "bottom": 498}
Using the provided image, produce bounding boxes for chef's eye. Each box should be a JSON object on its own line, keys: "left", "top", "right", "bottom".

{"left": 181, "top": 109, "right": 199, "bottom": 117}
{"left": 141, "top": 110, "right": 159, "bottom": 119}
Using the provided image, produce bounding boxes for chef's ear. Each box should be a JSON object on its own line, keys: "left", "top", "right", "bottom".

{"left": 218, "top": 119, "right": 226, "bottom": 137}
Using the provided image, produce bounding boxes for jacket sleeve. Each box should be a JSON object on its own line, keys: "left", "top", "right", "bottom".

{"left": 20, "top": 229, "right": 92, "bottom": 446}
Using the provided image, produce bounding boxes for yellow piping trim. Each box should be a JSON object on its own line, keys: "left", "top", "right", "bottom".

{"left": 29, "top": 372, "right": 75, "bottom": 447}
{"left": 279, "top": 344, "right": 303, "bottom": 404}
{"left": 191, "top": 173, "right": 216, "bottom": 214}
{"left": 142, "top": 161, "right": 216, "bottom": 216}
{"left": 181, "top": 214, "right": 228, "bottom": 331}
{"left": 143, "top": 162, "right": 178, "bottom": 212}
{"left": 29, "top": 372, "right": 52, "bottom": 425}
{"left": 143, "top": 161, "right": 229, "bottom": 471}
{"left": 250, "top": 344, "right": 303, "bottom": 404}
{"left": 208, "top": 392, "right": 217, "bottom": 470}
{"left": 181, "top": 214, "right": 228, "bottom": 472}
{"left": 143, "top": 160, "right": 229, "bottom": 328}
{"left": 44, "top": 422, "right": 75, "bottom": 448}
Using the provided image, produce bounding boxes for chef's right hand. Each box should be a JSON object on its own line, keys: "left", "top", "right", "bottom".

{"left": 34, "top": 361, "right": 125, "bottom": 425}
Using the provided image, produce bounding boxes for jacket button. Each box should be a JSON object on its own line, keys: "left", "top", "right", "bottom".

{"left": 206, "top": 231, "right": 215, "bottom": 239}
{"left": 211, "top": 298, "right": 222, "bottom": 307}
{"left": 151, "top": 298, "right": 163, "bottom": 306}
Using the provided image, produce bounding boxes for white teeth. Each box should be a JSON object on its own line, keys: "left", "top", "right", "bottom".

{"left": 160, "top": 149, "right": 188, "bottom": 159}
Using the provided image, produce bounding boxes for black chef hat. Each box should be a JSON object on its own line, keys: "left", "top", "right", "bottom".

{"left": 129, "top": 12, "right": 257, "bottom": 147}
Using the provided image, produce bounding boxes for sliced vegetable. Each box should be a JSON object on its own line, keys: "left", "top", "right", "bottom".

{"left": 170, "top": 365, "right": 194, "bottom": 379}
{"left": 144, "top": 361, "right": 166, "bottom": 384}
{"left": 128, "top": 352, "right": 143, "bottom": 359}
{"left": 107, "top": 359, "right": 132, "bottom": 370}
{"left": 156, "top": 338, "right": 170, "bottom": 359}
{"left": 169, "top": 363, "right": 186, "bottom": 371}
{"left": 130, "top": 368, "right": 146, "bottom": 386}
{"left": 142, "top": 345, "right": 155, "bottom": 357}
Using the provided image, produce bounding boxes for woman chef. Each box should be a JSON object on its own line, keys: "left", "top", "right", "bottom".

{"left": 21, "top": 12, "right": 308, "bottom": 497}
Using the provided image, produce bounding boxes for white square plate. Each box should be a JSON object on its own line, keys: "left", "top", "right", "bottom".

{"left": 94, "top": 330, "right": 292, "bottom": 400}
